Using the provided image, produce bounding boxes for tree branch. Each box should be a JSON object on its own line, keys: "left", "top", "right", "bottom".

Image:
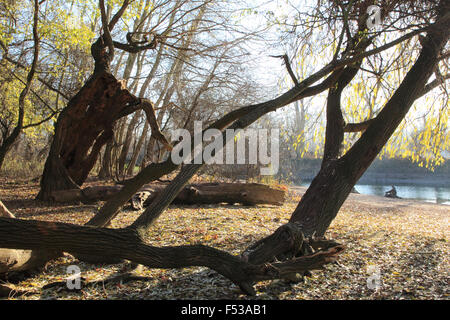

{"left": 270, "top": 54, "right": 300, "bottom": 86}
{"left": 0, "top": 217, "right": 343, "bottom": 295}
{"left": 108, "top": 0, "right": 131, "bottom": 31}
{"left": 0, "top": 44, "right": 70, "bottom": 100}
{"left": 99, "top": 0, "right": 115, "bottom": 60}
{"left": 343, "top": 119, "right": 376, "bottom": 132}
{"left": 0, "top": 201, "right": 14, "bottom": 218}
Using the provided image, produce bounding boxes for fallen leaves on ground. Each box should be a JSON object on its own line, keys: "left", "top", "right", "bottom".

{"left": 0, "top": 179, "right": 448, "bottom": 300}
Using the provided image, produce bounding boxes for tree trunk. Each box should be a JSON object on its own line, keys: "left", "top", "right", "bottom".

{"left": 290, "top": 9, "right": 449, "bottom": 236}
{"left": 37, "top": 1, "right": 172, "bottom": 200}
{"left": 98, "top": 139, "right": 113, "bottom": 179}
{"left": 37, "top": 66, "right": 170, "bottom": 200}
{"left": 37, "top": 72, "right": 130, "bottom": 199}
{"left": 289, "top": 159, "right": 354, "bottom": 236}
{"left": 0, "top": 201, "right": 58, "bottom": 275}
{"left": 0, "top": 216, "right": 343, "bottom": 296}
{"left": 126, "top": 121, "right": 149, "bottom": 176}
{"left": 47, "top": 182, "right": 286, "bottom": 208}
{"left": 117, "top": 111, "right": 141, "bottom": 176}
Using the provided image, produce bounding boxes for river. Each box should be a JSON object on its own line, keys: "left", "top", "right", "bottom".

{"left": 299, "top": 182, "right": 450, "bottom": 205}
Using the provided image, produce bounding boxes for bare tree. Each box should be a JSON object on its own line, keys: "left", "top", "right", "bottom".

{"left": 0, "top": 0, "right": 40, "bottom": 168}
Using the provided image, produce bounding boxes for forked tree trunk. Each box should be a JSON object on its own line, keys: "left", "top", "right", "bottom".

{"left": 37, "top": 72, "right": 136, "bottom": 199}
{"left": 37, "top": 37, "right": 170, "bottom": 200}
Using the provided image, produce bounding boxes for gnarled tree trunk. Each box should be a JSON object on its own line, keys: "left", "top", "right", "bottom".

{"left": 37, "top": 20, "right": 171, "bottom": 200}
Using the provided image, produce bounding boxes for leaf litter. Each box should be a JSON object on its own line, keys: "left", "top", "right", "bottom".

{"left": 0, "top": 179, "right": 448, "bottom": 300}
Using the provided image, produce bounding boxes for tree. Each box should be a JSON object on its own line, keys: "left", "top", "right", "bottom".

{"left": 36, "top": 0, "right": 174, "bottom": 200}
{"left": 0, "top": 0, "right": 40, "bottom": 168}
{"left": 0, "top": 0, "right": 449, "bottom": 296}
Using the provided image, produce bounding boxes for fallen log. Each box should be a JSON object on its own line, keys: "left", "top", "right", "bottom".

{"left": 151, "top": 183, "right": 286, "bottom": 206}
{"left": 0, "top": 217, "right": 344, "bottom": 296}
{"left": 0, "top": 201, "right": 58, "bottom": 277}
{"left": 49, "top": 185, "right": 123, "bottom": 203}
{"left": 49, "top": 183, "right": 286, "bottom": 208}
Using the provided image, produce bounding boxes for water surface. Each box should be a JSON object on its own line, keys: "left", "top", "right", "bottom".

{"left": 299, "top": 182, "right": 450, "bottom": 205}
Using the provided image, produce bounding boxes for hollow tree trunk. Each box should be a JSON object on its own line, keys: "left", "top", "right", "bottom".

{"left": 37, "top": 42, "right": 170, "bottom": 200}
{"left": 37, "top": 72, "right": 135, "bottom": 199}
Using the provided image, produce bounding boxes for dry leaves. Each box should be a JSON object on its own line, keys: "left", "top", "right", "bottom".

{"left": 0, "top": 179, "right": 448, "bottom": 300}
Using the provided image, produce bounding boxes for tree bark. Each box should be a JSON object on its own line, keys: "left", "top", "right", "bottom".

{"left": 37, "top": 46, "right": 170, "bottom": 200}
{"left": 47, "top": 182, "right": 286, "bottom": 208}
{"left": 0, "top": 201, "right": 58, "bottom": 275}
{"left": 290, "top": 4, "right": 450, "bottom": 236}
{"left": 0, "top": 217, "right": 343, "bottom": 295}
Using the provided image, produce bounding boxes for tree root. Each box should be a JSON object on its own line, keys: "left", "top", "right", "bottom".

{"left": 0, "top": 283, "right": 33, "bottom": 298}
{"left": 240, "top": 222, "right": 344, "bottom": 284}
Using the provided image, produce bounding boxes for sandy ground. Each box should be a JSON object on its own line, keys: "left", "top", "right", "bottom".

{"left": 290, "top": 185, "right": 450, "bottom": 217}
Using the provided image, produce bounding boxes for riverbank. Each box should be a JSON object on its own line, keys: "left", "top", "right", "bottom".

{"left": 290, "top": 185, "right": 450, "bottom": 215}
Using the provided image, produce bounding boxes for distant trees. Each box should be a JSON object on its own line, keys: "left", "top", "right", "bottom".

{"left": 0, "top": 0, "right": 95, "bottom": 173}
{"left": 0, "top": 0, "right": 40, "bottom": 168}
{"left": 29, "top": 0, "right": 260, "bottom": 199}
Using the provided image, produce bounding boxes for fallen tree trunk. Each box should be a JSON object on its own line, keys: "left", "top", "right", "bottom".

{"left": 49, "top": 185, "right": 123, "bottom": 203}
{"left": 0, "top": 217, "right": 344, "bottom": 296}
{"left": 0, "top": 201, "right": 58, "bottom": 276}
{"left": 48, "top": 183, "right": 286, "bottom": 209}
{"left": 142, "top": 183, "right": 286, "bottom": 208}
